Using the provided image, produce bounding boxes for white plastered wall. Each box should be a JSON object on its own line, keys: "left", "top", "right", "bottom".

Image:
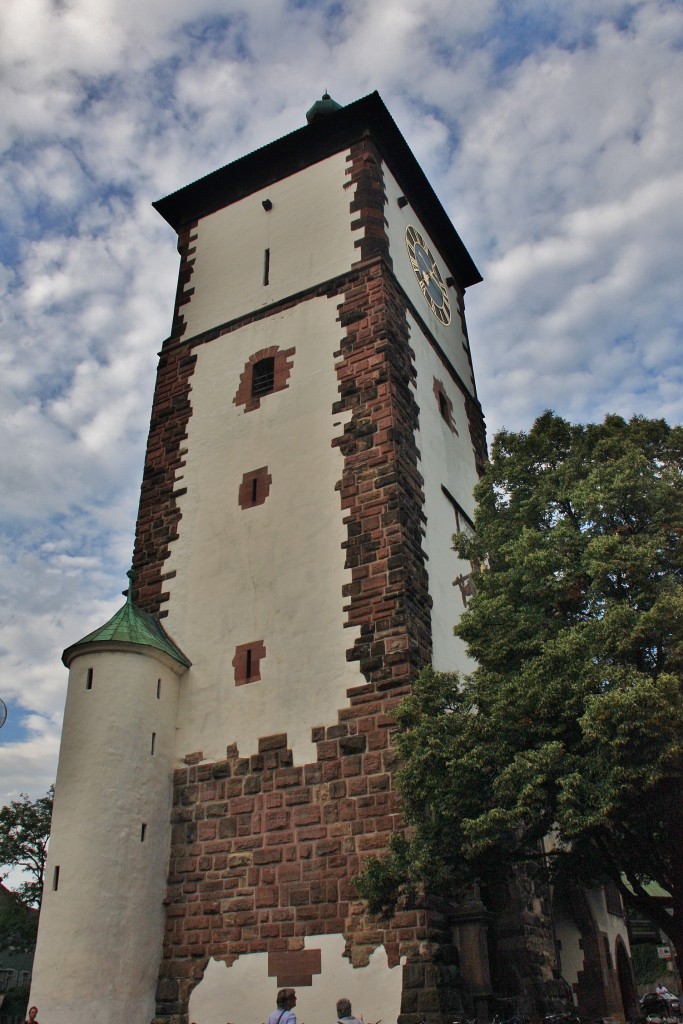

{"left": 188, "top": 934, "right": 403, "bottom": 1024}
{"left": 181, "top": 151, "right": 360, "bottom": 341}
{"left": 553, "top": 888, "right": 632, "bottom": 1003}
{"left": 383, "top": 163, "right": 475, "bottom": 395}
{"left": 166, "top": 296, "right": 362, "bottom": 766}
{"left": 410, "top": 309, "right": 479, "bottom": 674}
{"left": 30, "top": 648, "right": 183, "bottom": 1024}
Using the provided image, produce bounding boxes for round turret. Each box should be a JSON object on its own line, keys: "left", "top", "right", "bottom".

{"left": 30, "top": 573, "right": 190, "bottom": 1024}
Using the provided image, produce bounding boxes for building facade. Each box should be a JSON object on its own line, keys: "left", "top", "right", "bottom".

{"left": 29, "top": 93, "right": 636, "bottom": 1024}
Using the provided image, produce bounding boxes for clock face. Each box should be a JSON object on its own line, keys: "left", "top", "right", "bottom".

{"left": 405, "top": 225, "right": 451, "bottom": 325}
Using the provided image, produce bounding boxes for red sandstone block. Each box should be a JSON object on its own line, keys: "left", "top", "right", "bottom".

{"left": 266, "top": 830, "right": 294, "bottom": 846}
{"left": 339, "top": 800, "right": 357, "bottom": 821}
{"left": 322, "top": 804, "right": 339, "bottom": 825}
{"left": 274, "top": 767, "right": 303, "bottom": 788}
{"left": 278, "top": 863, "right": 301, "bottom": 882}
{"left": 322, "top": 760, "right": 341, "bottom": 781}
{"left": 342, "top": 755, "right": 362, "bottom": 777}
{"left": 206, "top": 801, "right": 229, "bottom": 818}
{"left": 258, "top": 733, "right": 288, "bottom": 752}
{"left": 367, "top": 730, "right": 388, "bottom": 750}
{"left": 175, "top": 857, "right": 197, "bottom": 873}
{"left": 316, "top": 739, "right": 338, "bottom": 760}
{"left": 253, "top": 848, "right": 283, "bottom": 865}
{"left": 292, "top": 806, "right": 320, "bottom": 826}
{"left": 357, "top": 832, "right": 391, "bottom": 852}
{"left": 255, "top": 887, "right": 278, "bottom": 908}
{"left": 363, "top": 754, "right": 383, "bottom": 777}
{"left": 347, "top": 778, "right": 368, "bottom": 797}
{"left": 262, "top": 924, "right": 281, "bottom": 938}
{"left": 197, "top": 821, "right": 217, "bottom": 842}
{"left": 186, "top": 915, "right": 213, "bottom": 931}
{"left": 296, "top": 825, "right": 327, "bottom": 841}
{"left": 316, "top": 838, "right": 342, "bottom": 857}
{"left": 265, "top": 792, "right": 283, "bottom": 808}
{"left": 369, "top": 773, "right": 391, "bottom": 793}
{"left": 230, "top": 796, "right": 255, "bottom": 814}
{"left": 265, "top": 810, "right": 290, "bottom": 831}
{"left": 284, "top": 787, "right": 311, "bottom": 806}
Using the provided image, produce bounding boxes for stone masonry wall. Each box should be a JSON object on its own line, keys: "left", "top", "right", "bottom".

{"left": 140, "top": 139, "right": 487, "bottom": 1024}
{"left": 153, "top": 258, "right": 467, "bottom": 1024}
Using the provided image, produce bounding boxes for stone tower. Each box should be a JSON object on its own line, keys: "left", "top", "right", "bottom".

{"left": 32, "top": 92, "right": 492, "bottom": 1024}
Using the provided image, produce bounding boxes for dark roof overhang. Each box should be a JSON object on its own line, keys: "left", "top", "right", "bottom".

{"left": 153, "top": 91, "right": 481, "bottom": 289}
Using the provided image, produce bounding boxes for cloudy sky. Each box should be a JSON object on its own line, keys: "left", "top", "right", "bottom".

{"left": 1, "top": 0, "right": 682, "bottom": 814}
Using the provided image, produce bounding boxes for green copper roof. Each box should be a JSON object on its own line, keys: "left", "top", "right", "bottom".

{"left": 62, "top": 571, "right": 190, "bottom": 668}
{"left": 306, "top": 92, "right": 342, "bottom": 124}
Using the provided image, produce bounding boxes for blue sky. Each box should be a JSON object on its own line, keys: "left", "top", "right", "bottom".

{"left": 1, "top": 0, "right": 682, "bottom": 813}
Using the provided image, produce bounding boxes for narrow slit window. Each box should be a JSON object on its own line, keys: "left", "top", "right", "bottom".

{"left": 263, "top": 247, "right": 270, "bottom": 286}
{"left": 233, "top": 640, "right": 265, "bottom": 685}
{"left": 251, "top": 357, "right": 275, "bottom": 397}
{"left": 438, "top": 390, "right": 449, "bottom": 423}
{"left": 141, "top": 823, "right": 147, "bottom": 843}
{"left": 151, "top": 732, "right": 156, "bottom": 755}
{"left": 52, "top": 865, "right": 60, "bottom": 891}
{"left": 251, "top": 477, "right": 258, "bottom": 503}
{"left": 86, "top": 667, "right": 93, "bottom": 690}
{"left": 156, "top": 678, "right": 161, "bottom": 699}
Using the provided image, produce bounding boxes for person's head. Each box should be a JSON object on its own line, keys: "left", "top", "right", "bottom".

{"left": 277, "top": 988, "right": 297, "bottom": 1010}
{"left": 28, "top": 1010, "right": 38, "bottom": 1022}
{"left": 337, "top": 998, "right": 352, "bottom": 1019}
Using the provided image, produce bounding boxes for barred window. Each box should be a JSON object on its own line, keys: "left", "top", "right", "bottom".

{"left": 251, "top": 357, "right": 275, "bottom": 397}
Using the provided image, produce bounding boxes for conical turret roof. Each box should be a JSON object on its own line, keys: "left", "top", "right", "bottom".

{"left": 62, "top": 571, "right": 190, "bottom": 669}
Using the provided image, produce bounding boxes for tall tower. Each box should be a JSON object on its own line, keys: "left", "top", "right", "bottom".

{"left": 32, "top": 93, "right": 490, "bottom": 1024}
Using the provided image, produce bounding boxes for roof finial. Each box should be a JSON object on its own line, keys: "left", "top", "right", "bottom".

{"left": 126, "top": 567, "right": 134, "bottom": 604}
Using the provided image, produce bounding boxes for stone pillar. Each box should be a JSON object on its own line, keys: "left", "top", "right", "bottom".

{"left": 452, "top": 885, "right": 494, "bottom": 1022}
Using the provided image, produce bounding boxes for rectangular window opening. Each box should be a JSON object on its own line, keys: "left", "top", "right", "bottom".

{"left": 86, "top": 667, "right": 94, "bottom": 690}
{"left": 52, "top": 865, "right": 60, "bottom": 891}
{"left": 251, "top": 356, "right": 275, "bottom": 397}
{"left": 251, "top": 477, "right": 258, "bottom": 503}
{"left": 151, "top": 732, "right": 156, "bottom": 755}
{"left": 263, "top": 247, "right": 270, "bottom": 286}
{"left": 156, "top": 678, "right": 161, "bottom": 699}
{"left": 441, "top": 485, "right": 475, "bottom": 536}
{"left": 245, "top": 648, "right": 253, "bottom": 680}
{"left": 141, "top": 823, "right": 147, "bottom": 843}
{"left": 438, "top": 390, "right": 449, "bottom": 423}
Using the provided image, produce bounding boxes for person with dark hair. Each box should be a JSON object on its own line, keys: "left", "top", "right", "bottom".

{"left": 268, "top": 988, "right": 297, "bottom": 1024}
{"left": 336, "top": 997, "right": 363, "bottom": 1024}
{"left": 24, "top": 1009, "right": 40, "bottom": 1024}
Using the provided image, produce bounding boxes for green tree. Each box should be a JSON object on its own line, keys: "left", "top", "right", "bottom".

{"left": 357, "top": 413, "right": 683, "bottom": 962}
{"left": 0, "top": 787, "right": 53, "bottom": 950}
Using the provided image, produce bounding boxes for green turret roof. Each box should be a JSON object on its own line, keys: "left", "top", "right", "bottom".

{"left": 305, "top": 92, "right": 342, "bottom": 124}
{"left": 62, "top": 571, "right": 190, "bottom": 668}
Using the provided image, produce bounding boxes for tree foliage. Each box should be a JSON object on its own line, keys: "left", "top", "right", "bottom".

{"left": 357, "top": 413, "right": 683, "bottom": 959}
{"left": 0, "top": 787, "right": 53, "bottom": 910}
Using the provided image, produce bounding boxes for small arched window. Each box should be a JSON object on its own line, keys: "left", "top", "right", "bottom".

{"left": 234, "top": 346, "right": 295, "bottom": 412}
